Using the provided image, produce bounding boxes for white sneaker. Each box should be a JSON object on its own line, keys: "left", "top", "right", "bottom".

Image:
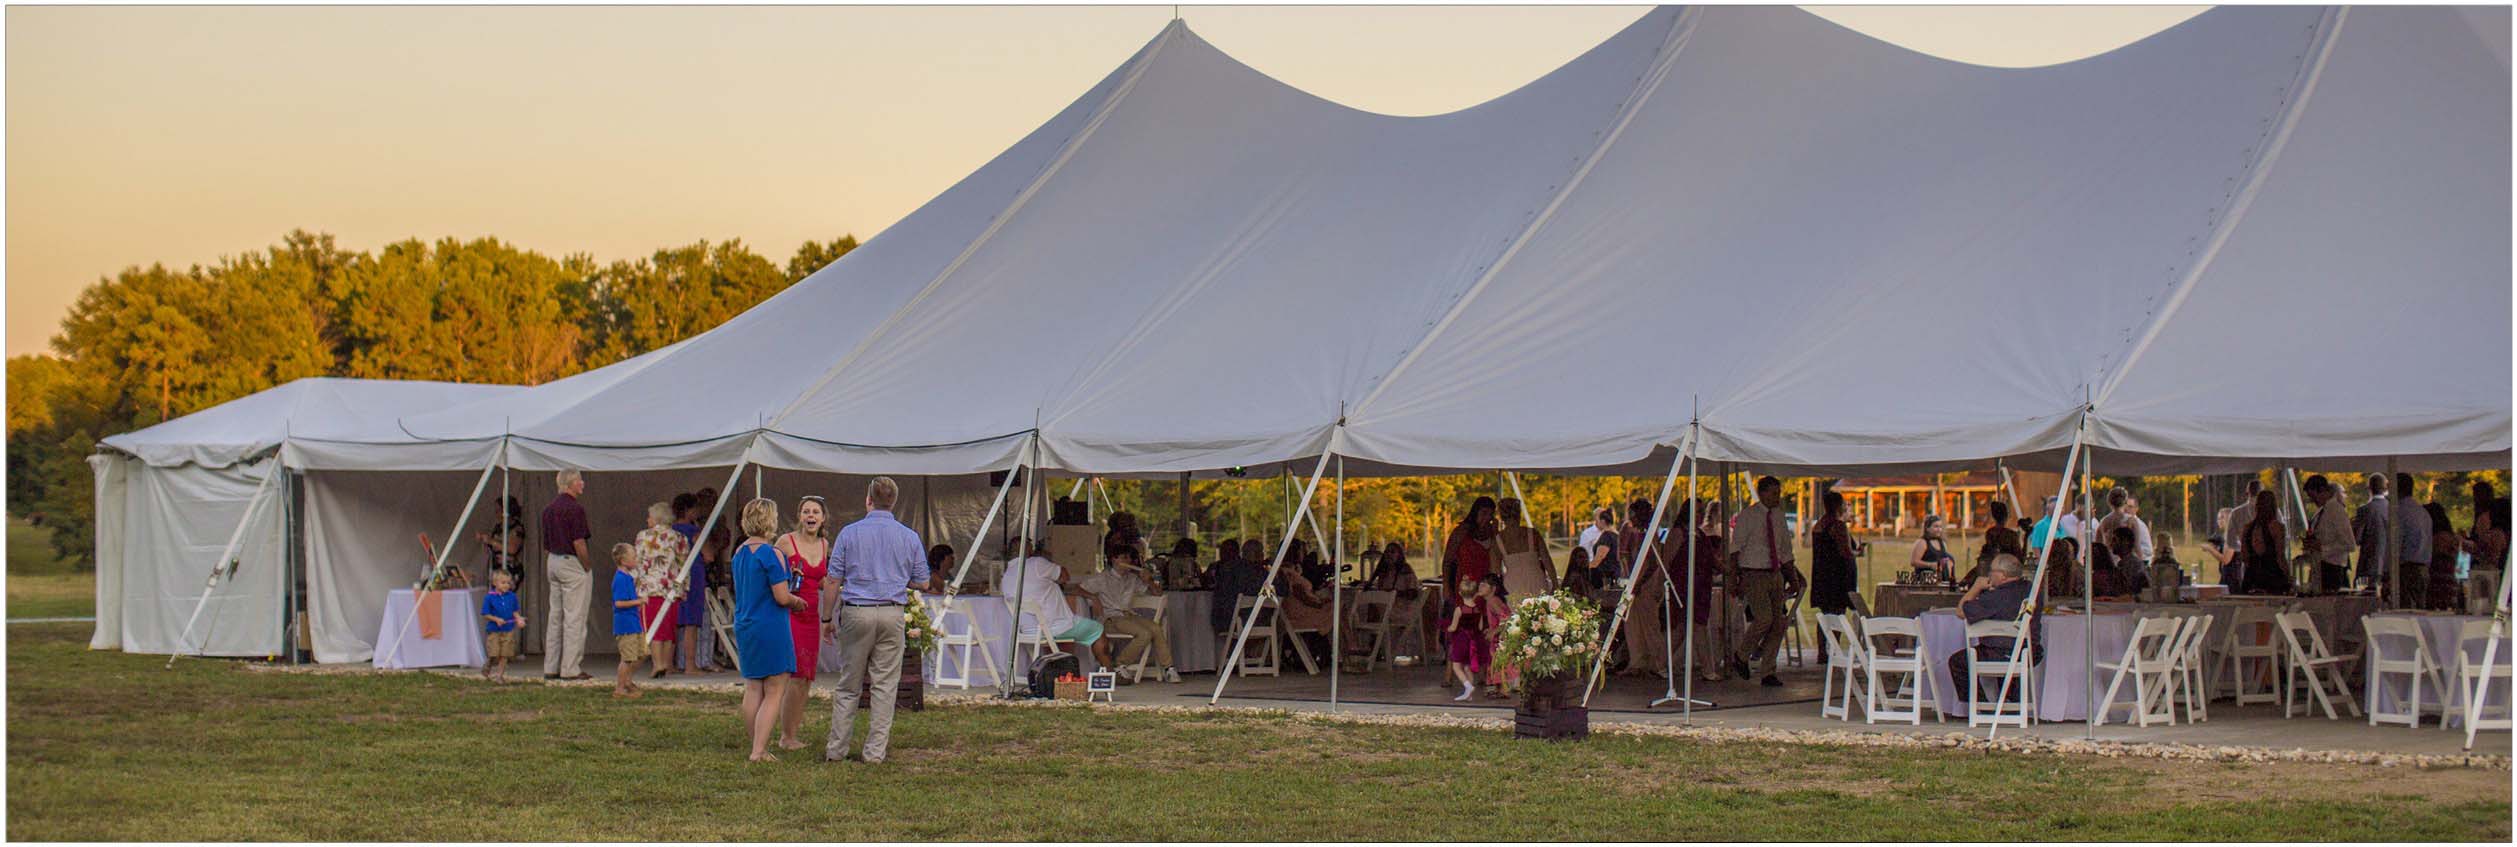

{"left": 1162, "top": 668, "right": 1181, "bottom": 684}
{"left": 1453, "top": 683, "right": 1475, "bottom": 702}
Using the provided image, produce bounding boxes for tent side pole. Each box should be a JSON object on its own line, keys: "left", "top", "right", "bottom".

{"left": 2385, "top": 457, "right": 2399, "bottom": 610}
{"left": 1001, "top": 458, "right": 1044, "bottom": 695}
{"left": 375, "top": 453, "right": 501, "bottom": 669}
{"left": 1583, "top": 433, "right": 1693, "bottom": 707}
{"left": 1681, "top": 423, "right": 1700, "bottom": 719}
{"left": 645, "top": 459, "right": 750, "bottom": 644}
{"left": 2081, "top": 444, "right": 2097, "bottom": 739}
{"left": 1210, "top": 450, "right": 1334, "bottom": 705}
{"left": 1988, "top": 416, "right": 2086, "bottom": 739}
{"left": 1331, "top": 455, "right": 1345, "bottom": 709}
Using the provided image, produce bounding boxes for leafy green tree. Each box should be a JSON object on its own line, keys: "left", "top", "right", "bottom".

{"left": 786, "top": 235, "right": 859, "bottom": 282}
{"left": 582, "top": 240, "right": 785, "bottom": 362}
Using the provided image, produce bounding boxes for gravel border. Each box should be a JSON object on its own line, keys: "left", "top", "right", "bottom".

{"left": 245, "top": 663, "right": 2509, "bottom": 770}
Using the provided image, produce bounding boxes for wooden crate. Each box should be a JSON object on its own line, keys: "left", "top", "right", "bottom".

{"left": 1513, "top": 674, "right": 1590, "bottom": 741}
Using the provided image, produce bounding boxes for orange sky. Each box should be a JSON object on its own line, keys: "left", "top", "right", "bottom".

{"left": 4, "top": 5, "right": 2203, "bottom": 356}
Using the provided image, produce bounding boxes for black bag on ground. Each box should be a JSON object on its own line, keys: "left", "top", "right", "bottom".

{"left": 1025, "top": 651, "right": 1079, "bottom": 698}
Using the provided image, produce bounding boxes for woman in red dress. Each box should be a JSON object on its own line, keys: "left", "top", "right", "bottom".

{"left": 774, "top": 496, "right": 832, "bottom": 751}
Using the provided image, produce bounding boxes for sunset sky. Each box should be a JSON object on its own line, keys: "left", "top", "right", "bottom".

{"left": 4, "top": 5, "right": 2204, "bottom": 356}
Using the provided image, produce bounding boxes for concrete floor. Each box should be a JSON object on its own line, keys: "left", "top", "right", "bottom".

{"left": 402, "top": 648, "right": 2511, "bottom": 758}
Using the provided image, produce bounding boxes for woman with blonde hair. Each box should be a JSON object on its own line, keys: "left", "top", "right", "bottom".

{"left": 631, "top": 501, "right": 690, "bottom": 678}
{"left": 774, "top": 496, "right": 834, "bottom": 751}
{"left": 732, "top": 498, "right": 807, "bottom": 762}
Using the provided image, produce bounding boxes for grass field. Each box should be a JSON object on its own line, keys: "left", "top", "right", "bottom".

{"left": 7, "top": 519, "right": 91, "bottom": 619}
{"left": 5, "top": 623, "right": 2507, "bottom": 841}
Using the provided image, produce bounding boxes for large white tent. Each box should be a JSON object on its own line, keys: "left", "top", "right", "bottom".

{"left": 369, "top": 5, "right": 2505, "bottom": 481}
{"left": 97, "top": 6, "right": 2508, "bottom": 696}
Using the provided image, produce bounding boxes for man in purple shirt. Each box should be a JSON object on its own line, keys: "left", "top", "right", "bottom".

{"left": 540, "top": 469, "right": 594, "bottom": 680}
{"left": 822, "top": 476, "right": 929, "bottom": 765}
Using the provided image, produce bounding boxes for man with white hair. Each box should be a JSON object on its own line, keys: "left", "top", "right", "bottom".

{"left": 1947, "top": 553, "right": 2037, "bottom": 704}
{"left": 540, "top": 469, "right": 594, "bottom": 680}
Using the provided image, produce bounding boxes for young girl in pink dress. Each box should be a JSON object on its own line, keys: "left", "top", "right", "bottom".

{"left": 1446, "top": 576, "right": 1507, "bottom": 701}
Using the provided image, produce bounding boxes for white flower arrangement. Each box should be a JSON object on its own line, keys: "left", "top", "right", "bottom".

{"left": 1495, "top": 589, "right": 1605, "bottom": 681}
{"left": 902, "top": 599, "right": 941, "bottom": 656}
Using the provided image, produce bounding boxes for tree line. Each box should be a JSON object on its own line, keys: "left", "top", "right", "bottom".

{"left": 6, "top": 230, "right": 858, "bottom": 566}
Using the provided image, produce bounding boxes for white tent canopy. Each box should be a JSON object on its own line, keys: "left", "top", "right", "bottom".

{"left": 90, "top": 378, "right": 519, "bottom": 655}
{"left": 365, "top": 5, "right": 2506, "bottom": 480}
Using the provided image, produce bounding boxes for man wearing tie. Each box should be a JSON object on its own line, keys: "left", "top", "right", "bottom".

{"left": 1728, "top": 476, "right": 1804, "bottom": 687}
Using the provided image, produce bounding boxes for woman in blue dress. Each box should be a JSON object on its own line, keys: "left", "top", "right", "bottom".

{"left": 732, "top": 497, "right": 806, "bottom": 762}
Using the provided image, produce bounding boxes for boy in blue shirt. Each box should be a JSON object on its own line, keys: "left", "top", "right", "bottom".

{"left": 610, "top": 543, "right": 647, "bottom": 699}
{"left": 480, "top": 571, "right": 525, "bottom": 682}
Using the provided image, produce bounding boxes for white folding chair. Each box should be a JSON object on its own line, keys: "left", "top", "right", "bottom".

{"left": 1121, "top": 594, "right": 1169, "bottom": 684}
{"left": 1783, "top": 592, "right": 1808, "bottom": 669}
{"left": 1964, "top": 618, "right": 2037, "bottom": 728}
{"left": 924, "top": 595, "right": 1001, "bottom": 690}
{"left": 2208, "top": 605, "right": 2281, "bottom": 706}
{"left": 1858, "top": 616, "right": 1942, "bottom": 725}
{"left": 2276, "top": 610, "right": 2362, "bottom": 720}
{"left": 2444, "top": 618, "right": 2512, "bottom": 733}
{"left": 2361, "top": 616, "right": 2447, "bottom": 728}
{"left": 2093, "top": 616, "right": 2183, "bottom": 727}
{"left": 1012, "top": 611, "right": 1064, "bottom": 682}
{"left": 1228, "top": 595, "right": 1282, "bottom": 678}
{"left": 1280, "top": 604, "right": 1324, "bottom": 676}
{"left": 2169, "top": 614, "right": 2215, "bottom": 723}
{"left": 1815, "top": 613, "right": 1865, "bottom": 721}
{"left": 1350, "top": 590, "right": 1398, "bottom": 673}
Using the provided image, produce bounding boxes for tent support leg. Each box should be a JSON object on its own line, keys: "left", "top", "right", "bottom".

{"left": 645, "top": 459, "right": 750, "bottom": 645}
{"left": 1211, "top": 450, "right": 1335, "bottom": 705}
{"left": 1680, "top": 425, "right": 1701, "bottom": 718}
{"left": 168, "top": 456, "right": 286, "bottom": 668}
{"left": 1583, "top": 431, "right": 1695, "bottom": 707}
{"left": 2466, "top": 544, "right": 2513, "bottom": 750}
{"left": 944, "top": 443, "right": 1031, "bottom": 594}
{"left": 1989, "top": 416, "right": 2087, "bottom": 739}
{"left": 377, "top": 452, "right": 502, "bottom": 669}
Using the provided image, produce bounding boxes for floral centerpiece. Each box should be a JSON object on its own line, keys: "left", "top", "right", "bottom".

{"left": 903, "top": 598, "right": 941, "bottom": 656}
{"left": 1496, "top": 590, "right": 1606, "bottom": 681}
{"left": 1496, "top": 590, "right": 1603, "bottom": 740}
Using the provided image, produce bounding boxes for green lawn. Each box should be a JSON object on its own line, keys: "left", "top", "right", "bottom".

{"left": 7, "top": 518, "right": 91, "bottom": 619}
{"left": 4, "top": 623, "right": 2505, "bottom": 841}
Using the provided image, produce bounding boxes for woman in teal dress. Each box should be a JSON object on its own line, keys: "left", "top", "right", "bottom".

{"left": 732, "top": 498, "right": 806, "bottom": 762}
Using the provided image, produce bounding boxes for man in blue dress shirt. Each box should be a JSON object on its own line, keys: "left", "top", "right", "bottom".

{"left": 822, "top": 476, "right": 930, "bottom": 765}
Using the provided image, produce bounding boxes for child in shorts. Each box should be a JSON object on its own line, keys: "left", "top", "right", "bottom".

{"left": 610, "top": 543, "right": 647, "bottom": 699}
{"left": 480, "top": 571, "right": 525, "bottom": 682}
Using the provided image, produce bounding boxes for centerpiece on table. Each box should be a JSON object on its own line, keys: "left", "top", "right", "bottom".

{"left": 1496, "top": 590, "right": 1604, "bottom": 740}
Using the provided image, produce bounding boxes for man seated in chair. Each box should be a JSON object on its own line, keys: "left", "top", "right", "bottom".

{"left": 1946, "top": 554, "right": 2040, "bottom": 705}
{"left": 1001, "top": 541, "right": 1114, "bottom": 669}
{"left": 1077, "top": 545, "right": 1178, "bottom": 683}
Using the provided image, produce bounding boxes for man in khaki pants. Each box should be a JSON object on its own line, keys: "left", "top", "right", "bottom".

{"left": 823, "top": 477, "right": 929, "bottom": 765}
{"left": 1728, "top": 476, "right": 1803, "bottom": 687}
{"left": 540, "top": 469, "right": 594, "bottom": 680}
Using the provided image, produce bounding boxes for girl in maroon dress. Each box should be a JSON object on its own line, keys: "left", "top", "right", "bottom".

{"left": 1440, "top": 497, "right": 1501, "bottom": 696}
{"left": 774, "top": 496, "right": 832, "bottom": 751}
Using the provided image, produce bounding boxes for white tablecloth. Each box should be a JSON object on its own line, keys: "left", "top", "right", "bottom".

{"left": 2365, "top": 612, "right": 2511, "bottom": 717}
{"left": 917, "top": 594, "right": 1106, "bottom": 684}
{"left": 373, "top": 588, "right": 486, "bottom": 669}
{"left": 1165, "top": 591, "right": 1218, "bottom": 673}
{"left": 1919, "top": 611, "right": 2147, "bottom": 722}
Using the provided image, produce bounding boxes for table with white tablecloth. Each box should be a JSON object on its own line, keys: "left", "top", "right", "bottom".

{"left": 1919, "top": 610, "right": 2181, "bottom": 722}
{"left": 916, "top": 593, "right": 1111, "bottom": 685}
{"left": 373, "top": 588, "right": 486, "bottom": 669}
{"left": 2364, "top": 612, "right": 2511, "bottom": 719}
{"left": 1164, "top": 591, "right": 1218, "bottom": 673}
